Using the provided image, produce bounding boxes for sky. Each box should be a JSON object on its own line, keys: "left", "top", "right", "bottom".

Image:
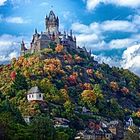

{"left": 0, "top": 0, "right": 140, "bottom": 76}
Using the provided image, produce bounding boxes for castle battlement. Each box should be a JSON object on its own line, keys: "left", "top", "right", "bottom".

{"left": 20, "top": 10, "right": 90, "bottom": 57}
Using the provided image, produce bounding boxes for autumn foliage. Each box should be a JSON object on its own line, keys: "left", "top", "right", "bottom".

{"left": 81, "top": 90, "right": 97, "bottom": 104}
{"left": 55, "top": 44, "right": 63, "bottom": 53}
{"left": 110, "top": 81, "right": 119, "bottom": 91}
{"left": 86, "top": 69, "right": 93, "bottom": 75}
{"left": 10, "top": 71, "right": 16, "bottom": 80}
{"left": 121, "top": 87, "right": 129, "bottom": 94}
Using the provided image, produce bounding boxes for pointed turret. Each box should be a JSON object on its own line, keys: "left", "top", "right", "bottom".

{"left": 21, "top": 40, "right": 28, "bottom": 56}
{"left": 45, "top": 10, "right": 59, "bottom": 35}
{"left": 21, "top": 40, "right": 27, "bottom": 51}
{"left": 35, "top": 28, "right": 38, "bottom": 34}
{"left": 70, "top": 29, "right": 73, "bottom": 37}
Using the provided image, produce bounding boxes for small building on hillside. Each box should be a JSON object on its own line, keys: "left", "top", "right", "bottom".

{"left": 27, "top": 86, "right": 44, "bottom": 102}
{"left": 23, "top": 116, "right": 32, "bottom": 124}
{"left": 53, "top": 117, "right": 70, "bottom": 128}
{"left": 125, "top": 117, "right": 134, "bottom": 127}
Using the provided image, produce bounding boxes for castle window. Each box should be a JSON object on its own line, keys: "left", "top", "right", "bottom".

{"left": 39, "top": 94, "right": 41, "bottom": 98}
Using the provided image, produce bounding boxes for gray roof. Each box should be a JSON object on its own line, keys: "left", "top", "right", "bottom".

{"left": 39, "top": 33, "right": 50, "bottom": 40}
{"left": 28, "top": 86, "right": 42, "bottom": 94}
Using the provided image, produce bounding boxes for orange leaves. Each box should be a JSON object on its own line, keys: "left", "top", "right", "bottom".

{"left": 10, "top": 71, "right": 16, "bottom": 80}
{"left": 135, "top": 109, "right": 140, "bottom": 118}
{"left": 74, "top": 55, "right": 83, "bottom": 63}
{"left": 55, "top": 44, "right": 63, "bottom": 53}
{"left": 81, "top": 90, "right": 96, "bottom": 104}
{"left": 110, "top": 81, "right": 119, "bottom": 91}
{"left": 79, "top": 83, "right": 93, "bottom": 90}
{"left": 43, "top": 58, "right": 62, "bottom": 73}
{"left": 83, "top": 83, "right": 93, "bottom": 90}
{"left": 121, "top": 87, "right": 129, "bottom": 94}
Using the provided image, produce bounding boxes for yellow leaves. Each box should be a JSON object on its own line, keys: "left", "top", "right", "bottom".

{"left": 81, "top": 90, "right": 96, "bottom": 104}
{"left": 95, "top": 71, "right": 103, "bottom": 79}
{"left": 83, "top": 83, "right": 93, "bottom": 90}
{"left": 110, "top": 81, "right": 119, "bottom": 91}
{"left": 59, "top": 89, "right": 69, "bottom": 101}
{"left": 23, "top": 70, "right": 30, "bottom": 78}
{"left": 55, "top": 44, "right": 64, "bottom": 53}
{"left": 135, "top": 109, "right": 140, "bottom": 118}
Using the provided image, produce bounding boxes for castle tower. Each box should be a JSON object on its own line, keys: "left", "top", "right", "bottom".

{"left": 45, "top": 10, "right": 59, "bottom": 35}
{"left": 20, "top": 40, "right": 27, "bottom": 56}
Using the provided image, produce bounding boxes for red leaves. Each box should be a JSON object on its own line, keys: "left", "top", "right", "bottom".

{"left": 121, "top": 87, "right": 129, "bottom": 94}
{"left": 10, "top": 71, "right": 16, "bottom": 80}
{"left": 67, "top": 72, "right": 78, "bottom": 85}
{"left": 86, "top": 69, "right": 93, "bottom": 75}
{"left": 63, "top": 54, "right": 73, "bottom": 64}
{"left": 67, "top": 75, "right": 77, "bottom": 85}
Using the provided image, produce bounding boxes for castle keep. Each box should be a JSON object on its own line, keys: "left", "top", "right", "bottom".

{"left": 21, "top": 10, "right": 90, "bottom": 57}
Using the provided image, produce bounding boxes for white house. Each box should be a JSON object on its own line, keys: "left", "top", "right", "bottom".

{"left": 23, "top": 116, "right": 32, "bottom": 124}
{"left": 27, "top": 86, "right": 44, "bottom": 102}
{"left": 126, "top": 117, "right": 134, "bottom": 127}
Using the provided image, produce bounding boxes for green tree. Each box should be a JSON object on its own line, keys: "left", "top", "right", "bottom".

{"left": 11, "top": 71, "right": 28, "bottom": 91}
{"left": 29, "top": 115, "right": 54, "bottom": 140}
{"left": 93, "top": 84, "right": 103, "bottom": 99}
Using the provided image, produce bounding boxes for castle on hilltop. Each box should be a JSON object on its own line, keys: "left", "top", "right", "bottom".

{"left": 21, "top": 10, "right": 91, "bottom": 57}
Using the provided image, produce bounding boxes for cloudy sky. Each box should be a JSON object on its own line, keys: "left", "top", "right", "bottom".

{"left": 0, "top": 0, "right": 140, "bottom": 76}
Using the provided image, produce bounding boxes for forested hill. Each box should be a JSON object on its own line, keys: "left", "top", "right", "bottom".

{"left": 0, "top": 44, "right": 140, "bottom": 139}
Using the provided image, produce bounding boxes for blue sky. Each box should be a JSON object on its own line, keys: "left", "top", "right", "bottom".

{"left": 0, "top": 0, "right": 140, "bottom": 76}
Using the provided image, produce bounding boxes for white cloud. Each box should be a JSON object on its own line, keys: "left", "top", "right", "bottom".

{"left": 39, "top": 2, "right": 48, "bottom": 7}
{"left": 93, "top": 44, "right": 140, "bottom": 77}
{"left": 72, "top": 18, "right": 139, "bottom": 50}
{"left": 102, "top": 20, "right": 137, "bottom": 33}
{"left": 94, "top": 54, "right": 121, "bottom": 66}
{"left": 121, "top": 44, "right": 140, "bottom": 70}
{"left": 108, "top": 38, "right": 134, "bottom": 49}
{"left": 85, "top": 0, "right": 140, "bottom": 11}
{"left": 0, "top": 34, "right": 29, "bottom": 64}
{"left": 0, "top": 0, "right": 6, "bottom": 6}
{"left": 10, "top": 0, "right": 30, "bottom": 5}
{"left": 5, "top": 16, "right": 29, "bottom": 24}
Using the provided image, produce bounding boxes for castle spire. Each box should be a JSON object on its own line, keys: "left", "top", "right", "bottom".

{"left": 70, "top": 29, "right": 73, "bottom": 37}
{"left": 35, "top": 28, "right": 37, "bottom": 34}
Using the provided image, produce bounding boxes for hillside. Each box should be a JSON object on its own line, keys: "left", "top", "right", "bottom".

{"left": 0, "top": 43, "right": 140, "bottom": 139}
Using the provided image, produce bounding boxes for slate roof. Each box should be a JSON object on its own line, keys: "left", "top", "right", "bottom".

{"left": 28, "top": 86, "right": 42, "bottom": 94}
